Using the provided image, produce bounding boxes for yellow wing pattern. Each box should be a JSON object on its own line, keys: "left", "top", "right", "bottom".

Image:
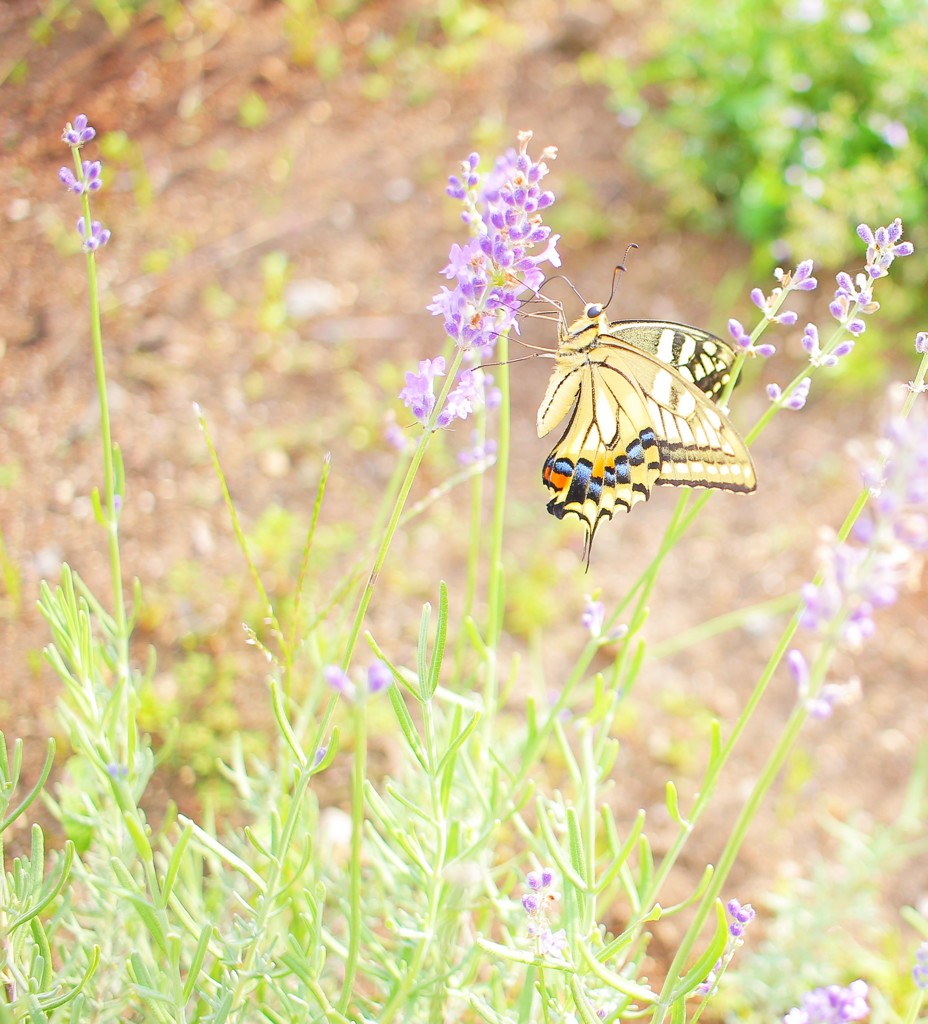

{"left": 537, "top": 305, "right": 756, "bottom": 565}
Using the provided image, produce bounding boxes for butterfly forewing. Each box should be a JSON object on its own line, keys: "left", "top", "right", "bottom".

{"left": 537, "top": 305, "right": 756, "bottom": 564}
{"left": 600, "top": 320, "right": 737, "bottom": 401}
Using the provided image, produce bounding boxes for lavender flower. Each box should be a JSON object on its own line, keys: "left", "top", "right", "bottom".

{"left": 367, "top": 661, "right": 391, "bottom": 693}
{"left": 696, "top": 898, "right": 756, "bottom": 996}
{"left": 916, "top": 332, "right": 928, "bottom": 355}
{"left": 77, "top": 217, "right": 111, "bottom": 253}
{"left": 801, "top": 323, "right": 854, "bottom": 368}
{"left": 914, "top": 942, "right": 928, "bottom": 990}
{"left": 439, "top": 368, "right": 481, "bottom": 427}
{"left": 61, "top": 114, "right": 96, "bottom": 146}
{"left": 728, "top": 318, "right": 776, "bottom": 359}
{"left": 787, "top": 649, "right": 861, "bottom": 719}
{"left": 323, "top": 661, "right": 391, "bottom": 701}
{"left": 457, "top": 434, "right": 497, "bottom": 466}
{"left": 383, "top": 411, "right": 412, "bottom": 452}
{"left": 538, "top": 928, "right": 568, "bottom": 958}
{"left": 799, "top": 404, "right": 928, "bottom": 654}
{"left": 767, "top": 377, "right": 811, "bottom": 410}
{"left": 750, "top": 259, "right": 817, "bottom": 326}
{"left": 59, "top": 114, "right": 111, "bottom": 252}
{"left": 527, "top": 867, "right": 555, "bottom": 890}
{"left": 783, "top": 980, "right": 869, "bottom": 1024}
{"left": 59, "top": 160, "right": 103, "bottom": 195}
{"left": 400, "top": 357, "right": 445, "bottom": 425}
{"left": 402, "top": 131, "right": 560, "bottom": 431}
{"left": 858, "top": 218, "right": 914, "bottom": 279}
{"left": 581, "top": 595, "right": 606, "bottom": 638}
{"left": 522, "top": 867, "right": 566, "bottom": 958}
{"left": 324, "top": 665, "right": 354, "bottom": 698}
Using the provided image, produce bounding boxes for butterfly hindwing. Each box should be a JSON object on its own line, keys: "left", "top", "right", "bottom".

{"left": 537, "top": 305, "right": 756, "bottom": 564}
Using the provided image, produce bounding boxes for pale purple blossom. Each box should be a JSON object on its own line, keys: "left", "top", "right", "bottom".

{"left": 59, "top": 116, "right": 112, "bottom": 252}
{"left": 913, "top": 942, "right": 928, "bottom": 989}
{"left": 857, "top": 218, "right": 914, "bottom": 279}
{"left": 538, "top": 928, "right": 568, "bottom": 958}
{"left": 61, "top": 114, "right": 96, "bottom": 146}
{"left": 324, "top": 665, "right": 354, "bottom": 697}
{"left": 367, "top": 661, "right": 391, "bottom": 693}
{"left": 783, "top": 980, "right": 869, "bottom": 1024}
{"left": 696, "top": 898, "right": 756, "bottom": 996}
{"left": 728, "top": 318, "right": 776, "bottom": 358}
{"left": 437, "top": 369, "right": 482, "bottom": 427}
{"left": 767, "top": 376, "right": 811, "bottom": 410}
{"left": 527, "top": 867, "right": 555, "bottom": 890}
{"left": 799, "top": 406, "right": 928, "bottom": 650}
{"left": 324, "top": 661, "right": 391, "bottom": 701}
{"left": 458, "top": 435, "right": 497, "bottom": 466}
{"left": 76, "top": 217, "right": 111, "bottom": 253}
{"left": 405, "top": 131, "right": 560, "bottom": 431}
{"left": 801, "top": 323, "right": 854, "bottom": 367}
{"left": 59, "top": 160, "right": 103, "bottom": 194}
{"left": 400, "top": 357, "right": 445, "bottom": 425}
{"left": 581, "top": 595, "right": 606, "bottom": 637}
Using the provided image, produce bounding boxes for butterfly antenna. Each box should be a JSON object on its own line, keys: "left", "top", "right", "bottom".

{"left": 603, "top": 242, "right": 640, "bottom": 312}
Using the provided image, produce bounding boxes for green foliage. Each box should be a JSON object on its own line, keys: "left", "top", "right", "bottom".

{"left": 586, "top": 0, "right": 928, "bottom": 270}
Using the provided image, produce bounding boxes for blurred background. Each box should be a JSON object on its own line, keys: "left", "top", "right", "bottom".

{"left": 1, "top": 0, "right": 926, "bottom": 1009}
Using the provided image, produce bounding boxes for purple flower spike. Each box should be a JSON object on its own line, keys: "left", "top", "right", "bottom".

{"left": 400, "top": 356, "right": 445, "bottom": 426}
{"left": 367, "top": 661, "right": 391, "bottom": 694}
{"left": 62, "top": 114, "right": 96, "bottom": 146}
{"left": 914, "top": 943, "right": 928, "bottom": 990}
{"left": 858, "top": 218, "right": 914, "bottom": 279}
{"left": 915, "top": 332, "right": 928, "bottom": 354}
{"left": 582, "top": 595, "right": 605, "bottom": 637}
{"left": 784, "top": 980, "right": 868, "bottom": 1024}
{"left": 76, "top": 217, "right": 111, "bottom": 253}
{"left": 59, "top": 167, "right": 83, "bottom": 194}
{"left": 324, "top": 665, "right": 354, "bottom": 698}
{"left": 82, "top": 160, "right": 103, "bottom": 192}
{"left": 521, "top": 893, "right": 540, "bottom": 914}
{"left": 403, "top": 131, "right": 559, "bottom": 431}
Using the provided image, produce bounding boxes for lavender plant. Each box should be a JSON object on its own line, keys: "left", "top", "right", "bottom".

{"left": 0, "top": 115, "right": 925, "bottom": 1024}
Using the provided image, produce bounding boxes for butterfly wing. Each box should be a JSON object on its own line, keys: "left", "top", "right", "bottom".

{"left": 538, "top": 353, "right": 662, "bottom": 548}
{"left": 600, "top": 320, "right": 737, "bottom": 400}
{"left": 538, "top": 319, "right": 755, "bottom": 564}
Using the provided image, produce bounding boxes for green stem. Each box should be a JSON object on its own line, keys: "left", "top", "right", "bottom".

{"left": 485, "top": 332, "right": 511, "bottom": 696}
{"left": 82, "top": 203, "right": 128, "bottom": 673}
{"left": 340, "top": 349, "right": 465, "bottom": 673}
{"left": 337, "top": 699, "right": 368, "bottom": 1015}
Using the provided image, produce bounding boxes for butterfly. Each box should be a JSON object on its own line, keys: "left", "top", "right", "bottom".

{"left": 537, "top": 303, "right": 757, "bottom": 566}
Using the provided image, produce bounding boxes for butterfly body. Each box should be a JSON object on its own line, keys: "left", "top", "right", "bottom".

{"left": 537, "top": 304, "right": 756, "bottom": 563}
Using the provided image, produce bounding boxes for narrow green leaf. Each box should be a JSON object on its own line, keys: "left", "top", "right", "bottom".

{"left": 665, "top": 782, "right": 690, "bottom": 828}
{"left": 578, "top": 942, "right": 658, "bottom": 1001}
{"left": 159, "top": 825, "right": 193, "bottom": 909}
{"left": 595, "top": 809, "right": 645, "bottom": 896}
{"left": 423, "top": 580, "right": 448, "bottom": 700}
{"left": 566, "top": 807, "right": 589, "bottom": 888}
{"left": 124, "top": 811, "right": 154, "bottom": 863}
{"left": 476, "top": 937, "right": 574, "bottom": 973}
{"left": 672, "top": 900, "right": 729, "bottom": 999}
{"left": 182, "top": 925, "right": 213, "bottom": 1003}
{"left": 417, "top": 600, "right": 431, "bottom": 695}
{"left": 387, "top": 684, "right": 427, "bottom": 769}
{"left": 35, "top": 945, "right": 99, "bottom": 1012}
